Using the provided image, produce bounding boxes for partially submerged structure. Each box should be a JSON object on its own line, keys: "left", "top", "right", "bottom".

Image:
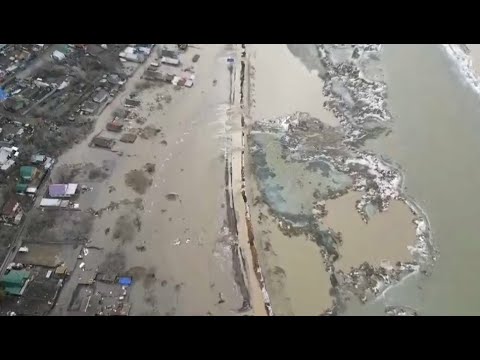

{"left": 40, "top": 198, "right": 79, "bottom": 210}
{"left": 106, "top": 122, "right": 123, "bottom": 132}
{"left": 120, "top": 133, "right": 137, "bottom": 143}
{"left": 91, "top": 134, "right": 115, "bottom": 149}
{"left": 48, "top": 183, "right": 78, "bottom": 198}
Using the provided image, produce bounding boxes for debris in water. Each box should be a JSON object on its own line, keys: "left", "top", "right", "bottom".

{"left": 165, "top": 192, "right": 180, "bottom": 201}
{"left": 125, "top": 169, "right": 153, "bottom": 194}
{"left": 136, "top": 245, "right": 146, "bottom": 252}
{"left": 144, "top": 163, "right": 156, "bottom": 174}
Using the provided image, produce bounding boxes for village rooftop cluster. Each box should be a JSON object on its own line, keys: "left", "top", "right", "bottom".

{"left": 0, "top": 44, "right": 194, "bottom": 315}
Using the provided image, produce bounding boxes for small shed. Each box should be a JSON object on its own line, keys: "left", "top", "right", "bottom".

{"left": 93, "top": 89, "right": 108, "bottom": 104}
{"left": 161, "top": 57, "right": 180, "bottom": 66}
{"left": 161, "top": 48, "right": 178, "bottom": 59}
{"left": 40, "top": 198, "right": 62, "bottom": 207}
{"left": 16, "top": 183, "right": 28, "bottom": 194}
{"left": 92, "top": 136, "right": 115, "bottom": 149}
{"left": 125, "top": 98, "right": 141, "bottom": 107}
{"left": 120, "top": 133, "right": 137, "bottom": 143}
{"left": 107, "top": 74, "right": 121, "bottom": 85}
{"left": 52, "top": 50, "right": 66, "bottom": 62}
{"left": 31, "top": 154, "right": 46, "bottom": 164}
{"left": 118, "top": 277, "right": 132, "bottom": 286}
{"left": 106, "top": 122, "right": 123, "bottom": 132}
{"left": 44, "top": 157, "right": 55, "bottom": 171}
{"left": 55, "top": 265, "right": 68, "bottom": 278}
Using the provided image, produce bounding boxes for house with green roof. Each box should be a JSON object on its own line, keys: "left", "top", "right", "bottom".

{"left": 1, "top": 269, "right": 30, "bottom": 296}
{"left": 16, "top": 166, "right": 45, "bottom": 196}
{"left": 20, "top": 166, "right": 36, "bottom": 181}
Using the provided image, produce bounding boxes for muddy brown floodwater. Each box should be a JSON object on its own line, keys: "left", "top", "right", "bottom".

{"left": 323, "top": 192, "right": 416, "bottom": 273}
{"left": 51, "top": 44, "right": 260, "bottom": 316}
{"left": 244, "top": 44, "right": 341, "bottom": 315}
{"left": 244, "top": 44, "right": 425, "bottom": 316}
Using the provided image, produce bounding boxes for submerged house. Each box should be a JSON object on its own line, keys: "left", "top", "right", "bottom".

{"left": 48, "top": 183, "right": 78, "bottom": 198}
{"left": 106, "top": 122, "right": 123, "bottom": 132}
{"left": 92, "top": 136, "right": 115, "bottom": 149}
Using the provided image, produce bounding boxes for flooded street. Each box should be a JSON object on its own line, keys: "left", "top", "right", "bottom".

{"left": 355, "top": 44, "right": 480, "bottom": 315}
{"left": 52, "top": 44, "right": 253, "bottom": 315}
{"left": 39, "top": 43, "right": 480, "bottom": 316}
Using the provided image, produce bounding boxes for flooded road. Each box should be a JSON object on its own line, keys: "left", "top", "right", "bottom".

{"left": 52, "top": 44, "right": 255, "bottom": 316}
{"left": 47, "top": 43, "right": 480, "bottom": 316}
{"left": 356, "top": 44, "right": 480, "bottom": 315}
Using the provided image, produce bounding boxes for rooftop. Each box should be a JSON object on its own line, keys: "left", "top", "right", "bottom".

{"left": 20, "top": 166, "right": 36, "bottom": 180}
{"left": 2, "top": 197, "right": 20, "bottom": 217}
{"left": 1, "top": 269, "right": 30, "bottom": 296}
{"left": 49, "top": 183, "right": 78, "bottom": 198}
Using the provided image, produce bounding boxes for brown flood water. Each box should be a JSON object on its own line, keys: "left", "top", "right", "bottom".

{"left": 246, "top": 44, "right": 419, "bottom": 315}
{"left": 52, "top": 44, "right": 250, "bottom": 316}
{"left": 323, "top": 192, "right": 416, "bottom": 272}
{"left": 245, "top": 44, "right": 337, "bottom": 315}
